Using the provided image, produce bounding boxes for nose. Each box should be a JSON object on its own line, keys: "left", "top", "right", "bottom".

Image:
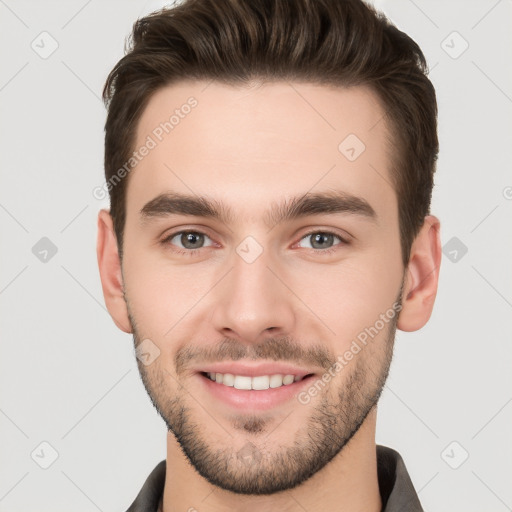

{"left": 210, "top": 246, "right": 296, "bottom": 346}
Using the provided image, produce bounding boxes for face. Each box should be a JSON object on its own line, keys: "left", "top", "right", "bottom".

{"left": 120, "top": 80, "right": 405, "bottom": 494}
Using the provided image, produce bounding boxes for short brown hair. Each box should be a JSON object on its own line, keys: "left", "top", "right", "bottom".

{"left": 102, "top": 0, "right": 438, "bottom": 266}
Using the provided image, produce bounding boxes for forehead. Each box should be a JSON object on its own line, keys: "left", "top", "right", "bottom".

{"left": 126, "top": 80, "right": 396, "bottom": 225}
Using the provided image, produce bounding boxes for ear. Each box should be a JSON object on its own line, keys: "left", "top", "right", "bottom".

{"left": 96, "top": 209, "right": 132, "bottom": 333}
{"left": 397, "top": 215, "right": 441, "bottom": 332}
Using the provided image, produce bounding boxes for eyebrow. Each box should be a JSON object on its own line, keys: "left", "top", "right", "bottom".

{"left": 139, "top": 190, "right": 377, "bottom": 229}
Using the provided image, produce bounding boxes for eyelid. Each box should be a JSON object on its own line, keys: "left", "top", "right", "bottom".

{"left": 293, "top": 228, "right": 350, "bottom": 250}
{"left": 161, "top": 227, "right": 351, "bottom": 256}
{"left": 161, "top": 228, "right": 217, "bottom": 248}
{"left": 295, "top": 226, "right": 352, "bottom": 244}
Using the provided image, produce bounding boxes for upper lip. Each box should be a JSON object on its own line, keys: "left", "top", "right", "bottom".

{"left": 196, "top": 361, "right": 317, "bottom": 378}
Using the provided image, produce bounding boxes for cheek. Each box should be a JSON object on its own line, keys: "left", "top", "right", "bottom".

{"left": 285, "top": 250, "right": 403, "bottom": 348}
{"left": 122, "top": 250, "right": 214, "bottom": 342}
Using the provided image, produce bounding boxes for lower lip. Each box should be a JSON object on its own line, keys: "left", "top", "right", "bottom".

{"left": 198, "top": 373, "right": 315, "bottom": 411}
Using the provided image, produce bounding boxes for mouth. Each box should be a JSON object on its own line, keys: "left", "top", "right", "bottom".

{"left": 196, "top": 365, "right": 318, "bottom": 411}
{"left": 201, "top": 371, "right": 314, "bottom": 390}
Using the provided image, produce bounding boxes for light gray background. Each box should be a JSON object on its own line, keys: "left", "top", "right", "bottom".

{"left": 0, "top": 0, "right": 511, "bottom": 510}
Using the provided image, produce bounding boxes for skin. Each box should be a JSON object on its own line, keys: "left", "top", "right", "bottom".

{"left": 97, "top": 80, "right": 441, "bottom": 512}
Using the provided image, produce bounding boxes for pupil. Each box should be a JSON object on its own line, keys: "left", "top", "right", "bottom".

{"left": 313, "top": 233, "right": 332, "bottom": 249}
{"left": 183, "top": 232, "right": 203, "bottom": 248}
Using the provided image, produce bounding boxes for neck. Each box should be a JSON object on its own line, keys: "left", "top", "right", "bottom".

{"left": 162, "top": 407, "right": 382, "bottom": 512}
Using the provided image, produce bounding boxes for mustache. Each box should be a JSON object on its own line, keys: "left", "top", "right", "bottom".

{"left": 175, "top": 336, "right": 336, "bottom": 376}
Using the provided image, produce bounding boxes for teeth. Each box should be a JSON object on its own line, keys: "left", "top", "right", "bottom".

{"left": 269, "top": 374, "right": 284, "bottom": 388}
{"left": 252, "top": 375, "right": 270, "bottom": 390}
{"left": 234, "top": 375, "right": 252, "bottom": 390}
{"left": 222, "top": 373, "right": 235, "bottom": 386}
{"left": 282, "top": 375, "right": 294, "bottom": 385}
{"left": 206, "top": 372, "right": 303, "bottom": 390}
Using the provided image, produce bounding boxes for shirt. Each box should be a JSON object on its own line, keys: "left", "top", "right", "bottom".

{"left": 125, "top": 444, "right": 424, "bottom": 512}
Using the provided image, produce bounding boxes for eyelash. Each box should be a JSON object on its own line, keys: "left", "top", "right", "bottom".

{"left": 160, "top": 229, "right": 349, "bottom": 257}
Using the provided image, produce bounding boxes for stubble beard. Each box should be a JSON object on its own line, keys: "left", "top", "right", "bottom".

{"left": 130, "top": 312, "right": 396, "bottom": 495}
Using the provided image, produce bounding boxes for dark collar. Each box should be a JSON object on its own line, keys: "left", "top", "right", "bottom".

{"left": 125, "top": 444, "right": 423, "bottom": 512}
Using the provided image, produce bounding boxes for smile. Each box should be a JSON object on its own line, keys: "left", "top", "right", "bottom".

{"left": 204, "top": 372, "right": 306, "bottom": 390}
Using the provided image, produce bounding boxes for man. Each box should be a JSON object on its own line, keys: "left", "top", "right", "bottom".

{"left": 96, "top": 0, "right": 441, "bottom": 510}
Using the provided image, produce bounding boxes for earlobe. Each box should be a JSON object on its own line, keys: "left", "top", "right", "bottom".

{"left": 397, "top": 215, "right": 442, "bottom": 332}
{"left": 96, "top": 209, "right": 132, "bottom": 333}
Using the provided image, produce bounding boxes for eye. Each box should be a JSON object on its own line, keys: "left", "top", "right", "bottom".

{"left": 161, "top": 230, "right": 215, "bottom": 255}
{"left": 296, "top": 230, "right": 348, "bottom": 254}
{"left": 160, "top": 229, "right": 349, "bottom": 257}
